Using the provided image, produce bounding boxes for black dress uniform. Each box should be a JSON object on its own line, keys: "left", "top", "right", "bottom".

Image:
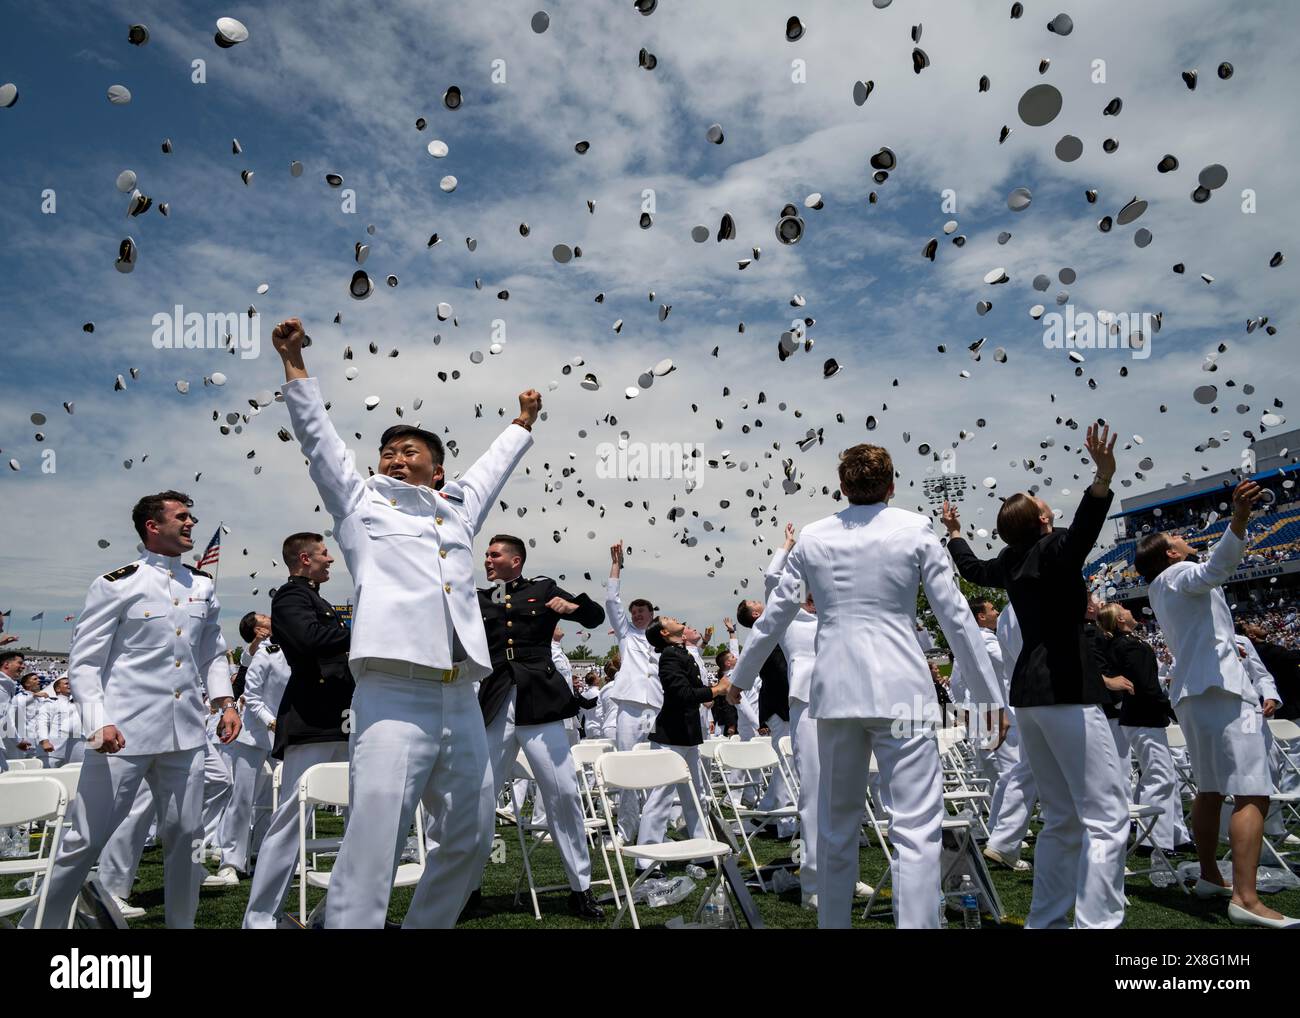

{"left": 477, "top": 575, "right": 605, "bottom": 726}
{"left": 463, "top": 573, "right": 608, "bottom": 917}
{"left": 269, "top": 575, "right": 354, "bottom": 759}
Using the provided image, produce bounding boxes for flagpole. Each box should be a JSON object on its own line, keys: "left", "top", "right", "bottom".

{"left": 212, "top": 522, "right": 222, "bottom": 589}
{"left": 36, "top": 615, "right": 44, "bottom": 654}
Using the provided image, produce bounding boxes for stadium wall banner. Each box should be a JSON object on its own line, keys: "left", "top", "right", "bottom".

{"left": 1111, "top": 559, "right": 1300, "bottom": 601}
{"left": 332, "top": 604, "right": 353, "bottom": 628}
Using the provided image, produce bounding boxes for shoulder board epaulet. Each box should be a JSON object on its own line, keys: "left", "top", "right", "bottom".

{"left": 102, "top": 563, "right": 140, "bottom": 582}
{"left": 529, "top": 575, "right": 553, "bottom": 585}
{"left": 438, "top": 489, "right": 464, "bottom": 503}
{"left": 265, "top": 643, "right": 280, "bottom": 653}
{"left": 185, "top": 564, "right": 213, "bottom": 579}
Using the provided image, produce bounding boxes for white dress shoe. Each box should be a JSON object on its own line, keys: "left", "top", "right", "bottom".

{"left": 1227, "top": 901, "right": 1300, "bottom": 928}
{"left": 110, "top": 894, "right": 146, "bottom": 919}
{"left": 854, "top": 881, "right": 874, "bottom": 898}
{"left": 984, "top": 846, "right": 1031, "bottom": 872}
{"left": 1191, "top": 878, "right": 1233, "bottom": 898}
{"left": 801, "top": 893, "right": 818, "bottom": 911}
{"left": 202, "top": 865, "right": 239, "bottom": 888}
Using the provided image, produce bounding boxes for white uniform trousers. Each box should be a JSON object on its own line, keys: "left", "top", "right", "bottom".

{"left": 788, "top": 698, "right": 820, "bottom": 898}
{"left": 636, "top": 743, "right": 709, "bottom": 869}
{"left": 325, "top": 669, "right": 487, "bottom": 929}
{"left": 613, "top": 702, "right": 657, "bottom": 841}
{"left": 22, "top": 747, "right": 206, "bottom": 928}
{"left": 817, "top": 717, "right": 942, "bottom": 929}
{"left": 1016, "top": 704, "right": 1129, "bottom": 929}
{"left": 983, "top": 718, "right": 1039, "bottom": 858}
{"left": 1106, "top": 717, "right": 1135, "bottom": 795}
{"left": 468, "top": 688, "right": 591, "bottom": 892}
{"left": 1127, "top": 727, "right": 1190, "bottom": 851}
{"left": 241, "top": 740, "right": 349, "bottom": 928}
{"left": 96, "top": 780, "right": 156, "bottom": 899}
{"left": 755, "top": 715, "right": 794, "bottom": 815}
{"left": 47, "top": 739, "right": 87, "bottom": 769}
{"left": 215, "top": 741, "right": 271, "bottom": 873}
{"left": 201, "top": 737, "right": 233, "bottom": 854}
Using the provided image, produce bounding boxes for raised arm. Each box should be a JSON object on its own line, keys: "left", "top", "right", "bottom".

{"left": 919, "top": 528, "right": 1004, "bottom": 711}
{"left": 605, "top": 543, "right": 632, "bottom": 642}
{"left": 1166, "top": 483, "right": 1261, "bottom": 595}
{"left": 764, "top": 524, "right": 796, "bottom": 598}
{"left": 729, "top": 544, "right": 805, "bottom": 694}
{"left": 1058, "top": 423, "right": 1117, "bottom": 568}
{"left": 942, "top": 502, "right": 1008, "bottom": 588}
{"left": 443, "top": 390, "right": 538, "bottom": 536}
{"left": 273, "top": 318, "right": 367, "bottom": 523}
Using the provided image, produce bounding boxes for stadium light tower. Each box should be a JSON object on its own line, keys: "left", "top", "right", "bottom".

{"left": 924, "top": 474, "right": 967, "bottom": 507}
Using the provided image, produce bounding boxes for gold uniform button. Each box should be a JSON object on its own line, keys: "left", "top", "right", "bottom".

{"left": 444, "top": 583, "right": 452, "bottom": 593}
{"left": 175, "top": 627, "right": 182, "bottom": 636}
{"left": 390, "top": 498, "right": 397, "bottom": 506}
{"left": 439, "top": 549, "right": 447, "bottom": 558}
{"left": 507, "top": 638, "right": 514, "bottom": 645}
{"left": 174, "top": 690, "right": 181, "bottom": 699}
{"left": 506, "top": 620, "right": 513, "bottom": 628}
{"left": 435, "top": 516, "right": 444, "bottom": 525}
{"left": 175, "top": 660, "right": 182, "bottom": 668}
{"left": 143, "top": 611, "right": 151, "bottom": 617}
{"left": 173, "top": 599, "right": 180, "bottom": 606}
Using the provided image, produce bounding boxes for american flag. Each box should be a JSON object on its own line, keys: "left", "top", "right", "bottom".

{"left": 196, "top": 526, "right": 222, "bottom": 570}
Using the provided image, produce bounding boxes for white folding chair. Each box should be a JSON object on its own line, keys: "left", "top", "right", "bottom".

{"left": 1124, "top": 803, "right": 1186, "bottom": 893}
{"left": 594, "top": 750, "right": 732, "bottom": 929}
{"left": 271, "top": 761, "right": 284, "bottom": 811}
{"left": 714, "top": 740, "right": 798, "bottom": 890}
{"left": 776, "top": 734, "right": 799, "bottom": 798}
{"left": 0, "top": 775, "right": 68, "bottom": 928}
{"left": 1164, "top": 724, "right": 1199, "bottom": 798}
{"left": 3, "top": 758, "right": 43, "bottom": 772}
{"left": 295, "top": 761, "right": 427, "bottom": 924}
{"left": 570, "top": 742, "right": 622, "bottom": 912}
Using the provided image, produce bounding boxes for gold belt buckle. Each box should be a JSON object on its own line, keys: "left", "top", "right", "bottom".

{"left": 505, "top": 647, "right": 515, "bottom": 661}
{"left": 441, "top": 666, "right": 458, "bottom": 684}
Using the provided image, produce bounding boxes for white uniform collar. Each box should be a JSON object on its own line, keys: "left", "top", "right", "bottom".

{"left": 142, "top": 550, "right": 185, "bottom": 570}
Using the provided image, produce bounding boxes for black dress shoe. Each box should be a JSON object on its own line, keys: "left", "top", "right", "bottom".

{"left": 457, "top": 888, "right": 490, "bottom": 922}
{"left": 568, "top": 889, "right": 605, "bottom": 920}
{"left": 1173, "top": 841, "right": 1198, "bottom": 855}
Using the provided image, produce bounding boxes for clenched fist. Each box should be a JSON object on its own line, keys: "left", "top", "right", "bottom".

{"left": 272, "top": 318, "right": 307, "bottom": 358}
{"left": 517, "top": 389, "right": 542, "bottom": 428}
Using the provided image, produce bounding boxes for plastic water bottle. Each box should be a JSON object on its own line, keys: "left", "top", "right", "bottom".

{"left": 662, "top": 875, "right": 696, "bottom": 905}
{"left": 959, "top": 875, "right": 980, "bottom": 929}
{"left": 701, "top": 894, "right": 719, "bottom": 928}
{"left": 686, "top": 864, "right": 708, "bottom": 881}
{"left": 938, "top": 893, "right": 948, "bottom": 928}
{"left": 710, "top": 884, "right": 729, "bottom": 928}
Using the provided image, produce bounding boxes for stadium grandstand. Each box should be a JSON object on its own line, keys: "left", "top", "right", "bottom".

{"left": 1085, "top": 427, "right": 1300, "bottom": 608}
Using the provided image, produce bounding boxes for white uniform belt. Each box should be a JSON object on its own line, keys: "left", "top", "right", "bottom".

{"left": 364, "top": 657, "right": 463, "bottom": 684}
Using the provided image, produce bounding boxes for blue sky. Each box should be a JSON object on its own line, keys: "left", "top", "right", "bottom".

{"left": 2, "top": 0, "right": 1297, "bottom": 654}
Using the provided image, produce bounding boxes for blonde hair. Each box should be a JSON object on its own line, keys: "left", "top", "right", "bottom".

{"left": 1096, "top": 602, "right": 1124, "bottom": 636}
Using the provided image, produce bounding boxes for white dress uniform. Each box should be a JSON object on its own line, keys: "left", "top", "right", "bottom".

{"left": 596, "top": 682, "right": 619, "bottom": 741}
{"left": 282, "top": 375, "right": 532, "bottom": 929}
{"left": 0, "top": 673, "right": 13, "bottom": 770}
{"left": 726, "top": 637, "right": 761, "bottom": 805}
{"left": 1235, "top": 636, "right": 1286, "bottom": 836}
{"left": 730, "top": 503, "right": 1003, "bottom": 929}
{"left": 216, "top": 645, "right": 291, "bottom": 872}
{"left": 22, "top": 551, "right": 232, "bottom": 928}
{"left": 12, "top": 689, "right": 50, "bottom": 765}
{"left": 35, "top": 693, "right": 84, "bottom": 767}
{"left": 1149, "top": 529, "right": 1271, "bottom": 796}
{"left": 604, "top": 577, "right": 660, "bottom": 839}
{"left": 983, "top": 605, "right": 1039, "bottom": 859}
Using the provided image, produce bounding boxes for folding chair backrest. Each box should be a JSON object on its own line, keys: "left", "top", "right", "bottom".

{"left": 570, "top": 742, "right": 609, "bottom": 767}
{"left": 715, "top": 740, "right": 779, "bottom": 772}
{"left": 935, "top": 726, "right": 966, "bottom": 755}
{"left": 3, "top": 758, "right": 43, "bottom": 772}
{"left": 300, "top": 761, "right": 349, "bottom": 807}
{"left": 777, "top": 734, "right": 794, "bottom": 759}
{"left": 698, "top": 740, "right": 723, "bottom": 762}
{"left": 1165, "top": 724, "right": 1186, "bottom": 750}
{"left": 633, "top": 741, "right": 653, "bottom": 751}
{"left": 0, "top": 774, "right": 66, "bottom": 827}
{"left": 43, "top": 765, "right": 81, "bottom": 803}
{"left": 750, "top": 735, "right": 772, "bottom": 747}
{"left": 597, "top": 748, "right": 690, "bottom": 791}
{"left": 1268, "top": 718, "right": 1300, "bottom": 742}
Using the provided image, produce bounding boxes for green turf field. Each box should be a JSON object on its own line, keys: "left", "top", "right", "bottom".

{"left": 80, "top": 811, "right": 1300, "bottom": 930}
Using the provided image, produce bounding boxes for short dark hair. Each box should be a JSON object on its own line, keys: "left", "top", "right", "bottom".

{"left": 736, "top": 600, "right": 758, "bottom": 628}
{"left": 282, "top": 531, "right": 324, "bottom": 569}
{"left": 628, "top": 598, "right": 654, "bottom": 614}
{"left": 0, "top": 651, "right": 24, "bottom": 668}
{"left": 714, "top": 648, "right": 732, "bottom": 669}
{"left": 132, "top": 490, "right": 193, "bottom": 542}
{"left": 604, "top": 658, "right": 619, "bottom": 680}
{"left": 1135, "top": 532, "right": 1173, "bottom": 583}
{"left": 967, "top": 598, "right": 993, "bottom": 619}
{"left": 645, "top": 617, "right": 670, "bottom": 651}
{"left": 488, "top": 534, "right": 527, "bottom": 566}
{"left": 379, "top": 425, "right": 444, "bottom": 464}
{"left": 838, "top": 444, "right": 894, "bottom": 504}
{"left": 997, "top": 493, "right": 1044, "bottom": 547}
{"left": 21, "top": 672, "right": 41, "bottom": 689}
{"left": 238, "top": 611, "right": 262, "bottom": 644}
